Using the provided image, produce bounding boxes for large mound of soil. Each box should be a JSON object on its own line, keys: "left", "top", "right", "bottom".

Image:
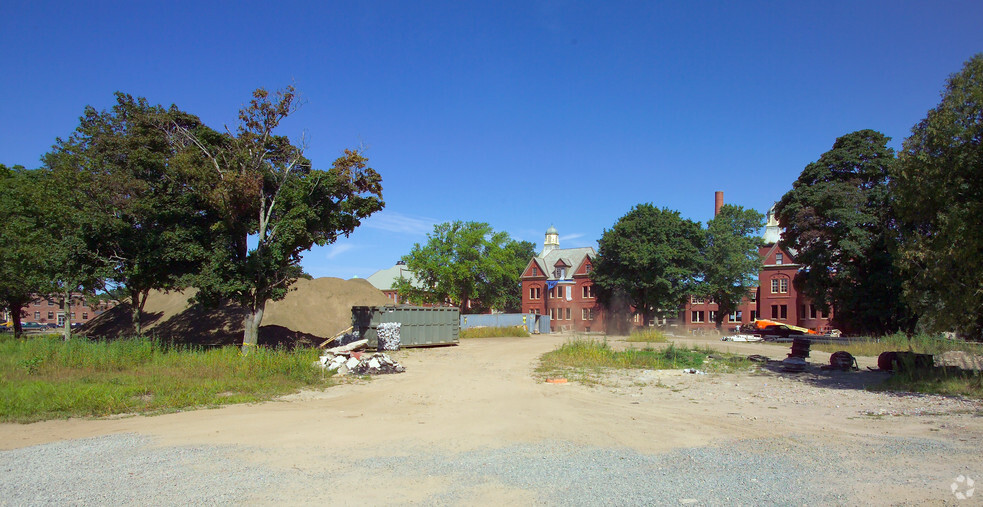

{"left": 82, "top": 278, "right": 391, "bottom": 347}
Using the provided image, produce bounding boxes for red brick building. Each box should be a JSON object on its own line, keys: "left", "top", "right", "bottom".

{"left": 5, "top": 294, "right": 117, "bottom": 327}
{"left": 522, "top": 193, "right": 834, "bottom": 335}
{"left": 679, "top": 197, "right": 833, "bottom": 333}
{"left": 520, "top": 227, "right": 602, "bottom": 332}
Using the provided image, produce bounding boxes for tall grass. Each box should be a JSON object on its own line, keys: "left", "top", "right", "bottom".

{"left": 626, "top": 328, "right": 668, "bottom": 343}
{"left": 0, "top": 335, "right": 331, "bottom": 423}
{"left": 460, "top": 326, "right": 530, "bottom": 339}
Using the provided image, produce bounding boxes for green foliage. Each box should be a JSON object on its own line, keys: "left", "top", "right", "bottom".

{"left": 776, "top": 130, "right": 912, "bottom": 335}
{"left": 591, "top": 204, "right": 703, "bottom": 332}
{"left": 42, "top": 93, "right": 213, "bottom": 334}
{"left": 459, "top": 326, "right": 530, "bottom": 338}
{"left": 0, "top": 335, "right": 330, "bottom": 422}
{"left": 701, "top": 205, "right": 764, "bottom": 329}
{"left": 892, "top": 54, "right": 983, "bottom": 340}
{"left": 169, "top": 87, "right": 384, "bottom": 350}
{"left": 397, "top": 221, "right": 533, "bottom": 313}
{"left": 0, "top": 166, "right": 52, "bottom": 335}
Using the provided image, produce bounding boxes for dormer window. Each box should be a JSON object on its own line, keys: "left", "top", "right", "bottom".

{"left": 553, "top": 267, "right": 566, "bottom": 278}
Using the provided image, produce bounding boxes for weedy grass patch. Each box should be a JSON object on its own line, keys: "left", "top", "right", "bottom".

{"left": 537, "top": 338, "right": 752, "bottom": 383}
{"left": 460, "top": 326, "right": 530, "bottom": 339}
{"left": 0, "top": 335, "right": 332, "bottom": 423}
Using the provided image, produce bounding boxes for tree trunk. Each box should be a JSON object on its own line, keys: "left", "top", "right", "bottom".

{"left": 241, "top": 300, "right": 266, "bottom": 354}
{"left": 11, "top": 303, "right": 24, "bottom": 337}
{"left": 61, "top": 292, "right": 72, "bottom": 341}
{"left": 130, "top": 288, "right": 148, "bottom": 336}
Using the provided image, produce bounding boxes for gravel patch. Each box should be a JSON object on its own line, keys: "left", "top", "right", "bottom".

{"left": 2, "top": 433, "right": 976, "bottom": 505}
{"left": 0, "top": 434, "right": 273, "bottom": 506}
{"left": 356, "top": 436, "right": 970, "bottom": 505}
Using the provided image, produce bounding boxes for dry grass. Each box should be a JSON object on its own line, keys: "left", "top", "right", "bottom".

{"left": 625, "top": 328, "right": 669, "bottom": 343}
{"left": 460, "top": 326, "right": 530, "bottom": 339}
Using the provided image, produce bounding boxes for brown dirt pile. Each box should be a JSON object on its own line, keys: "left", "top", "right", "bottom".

{"left": 82, "top": 278, "right": 391, "bottom": 347}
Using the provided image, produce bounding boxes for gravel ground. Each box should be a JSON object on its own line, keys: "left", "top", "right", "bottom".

{"left": 2, "top": 432, "right": 975, "bottom": 505}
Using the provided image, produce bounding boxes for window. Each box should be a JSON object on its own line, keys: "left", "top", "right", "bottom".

{"left": 750, "top": 310, "right": 757, "bottom": 321}
{"left": 47, "top": 299, "right": 54, "bottom": 306}
{"left": 34, "top": 311, "right": 40, "bottom": 319}
{"left": 691, "top": 311, "right": 705, "bottom": 323}
{"left": 585, "top": 264, "right": 592, "bottom": 274}
{"left": 71, "top": 312, "right": 76, "bottom": 318}
{"left": 529, "top": 287, "right": 541, "bottom": 300}
{"left": 532, "top": 267, "right": 538, "bottom": 276}
{"left": 582, "top": 308, "right": 594, "bottom": 321}
{"left": 565, "top": 308, "right": 571, "bottom": 320}
{"left": 771, "top": 305, "right": 778, "bottom": 319}
{"left": 533, "top": 309, "right": 540, "bottom": 315}
{"left": 82, "top": 313, "right": 88, "bottom": 320}
{"left": 750, "top": 291, "right": 757, "bottom": 302}
{"left": 582, "top": 285, "right": 595, "bottom": 299}
{"left": 47, "top": 311, "right": 54, "bottom": 319}
{"left": 780, "top": 305, "right": 787, "bottom": 319}
{"left": 709, "top": 310, "right": 718, "bottom": 323}
{"left": 691, "top": 296, "right": 705, "bottom": 304}
{"left": 776, "top": 253, "right": 784, "bottom": 265}
{"left": 810, "top": 304, "right": 818, "bottom": 319}
{"left": 554, "top": 267, "right": 567, "bottom": 278}
{"left": 771, "top": 278, "right": 788, "bottom": 294}
{"left": 728, "top": 311, "right": 742, "bottom": 322}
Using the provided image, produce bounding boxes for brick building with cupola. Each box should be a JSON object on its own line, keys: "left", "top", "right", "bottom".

{"left": 520, "top": 226, "right": 602, "bottom": 332}
{"left": 680, "top": 193, "right": 834, "bottom": 333}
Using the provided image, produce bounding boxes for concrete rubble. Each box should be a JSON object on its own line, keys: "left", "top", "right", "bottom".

{"left": 317, "top": 339, "right": 406, "bottom": 376}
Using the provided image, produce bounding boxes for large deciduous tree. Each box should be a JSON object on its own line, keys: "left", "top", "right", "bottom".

{"left": 43, "top": 93, "right": 212, "bottom": 335}
{"left": 892, "top": 54, "right": 983, "bottom": 339}
{"left": 775, "top": 129, "right": 912, "bottom": 335}
{"left": 0, "top": 166, "right": 52, "bottom": 336}
{"left": 170, "top": 87, "right": 384, "bottom": 351}
{"left": 591, "top": 204, "right": 703, "bottom": 331}
{"left": 701, "top": 205, "right": 764, "bottom": 330}
{"left": 396, "top": 221, "right": 533, "bottom": 313}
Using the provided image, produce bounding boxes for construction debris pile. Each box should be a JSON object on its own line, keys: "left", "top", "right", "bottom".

{"left": 317, "top": 339, "right": 406, "bottom": 376}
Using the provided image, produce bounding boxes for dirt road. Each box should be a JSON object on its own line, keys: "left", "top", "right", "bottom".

{"left": 2, "top": 334, "right": 981, "bottom": 505}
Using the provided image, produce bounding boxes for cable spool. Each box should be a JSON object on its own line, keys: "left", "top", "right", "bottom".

{"left": 829, "top": 351, "right": 857, "bottom": 370}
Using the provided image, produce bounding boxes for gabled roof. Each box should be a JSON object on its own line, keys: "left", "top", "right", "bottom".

{"left": 524, "top": 247, "right": 596, "bottom": 281}
{"left": 366, "top": 263, "right": 423, "bottom": 291}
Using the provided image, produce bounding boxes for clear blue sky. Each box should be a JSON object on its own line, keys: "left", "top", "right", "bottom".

{"left": 3, "top": 1, "right": 981, "bottom": 279}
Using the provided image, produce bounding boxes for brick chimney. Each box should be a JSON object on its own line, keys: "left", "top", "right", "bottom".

{"left": 714, "top": 191, "right": 723, "bottom": 216}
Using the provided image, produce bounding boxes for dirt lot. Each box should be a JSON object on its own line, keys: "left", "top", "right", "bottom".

{"left": 2, "top": 334, "right": 982, "bottom": 505}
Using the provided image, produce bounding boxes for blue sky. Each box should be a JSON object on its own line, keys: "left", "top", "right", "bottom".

{"left": 3, "top": 1, "right": 982, "bottom": 279}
